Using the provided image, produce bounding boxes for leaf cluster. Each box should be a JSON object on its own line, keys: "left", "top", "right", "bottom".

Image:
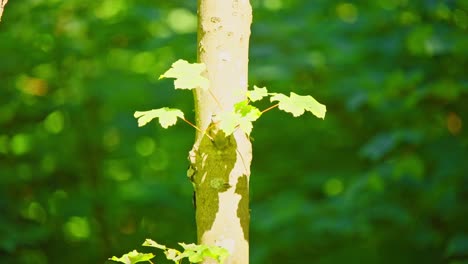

{"left": 135, "top": 60, "right": 326, "bottom": 136}
{"left": 110, "top": 239, "right": 228, "bottom": 264}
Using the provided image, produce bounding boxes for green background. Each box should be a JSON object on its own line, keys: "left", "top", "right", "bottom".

{"left": 1, "top": 0, "right": 467, "bottom": 263}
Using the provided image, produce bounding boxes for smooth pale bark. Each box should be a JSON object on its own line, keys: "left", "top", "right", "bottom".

{"left": 0, "top": 0, "right": 8, "bottom": 22}
{"left": 189, "top": 0, "right": 252, "bottom": 263}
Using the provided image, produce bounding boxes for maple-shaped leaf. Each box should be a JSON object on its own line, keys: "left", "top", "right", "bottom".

{"left": 234, "top": 100, "right": 262, "bottom": 117}
{"left": 270, "top": 92, "right": 326, "bottom": 118}
{"left": 142, "top": 239, "right": 167, "bottom": 250}
{"left": 134, "top": 108, "right": 184, "bottom": 128}
{"left": 110, "top": 250, "right": 154, "bottom": 264}
{"left": 178, "top": 243, "right": 229, "bottom": 264}
{"left": 247, "top": 85, "right": 269, "bottom": 102}
{"left": 165, "top": 248, "right": 182, "bottom": 262}
{"left": 201, "top": 245, "right": 229, "bottom": 264}
{"left": 218, "top": 100, "right": 262, "bottom": 135}
{"left": 159, "top": 59, "right": 209, "bottom": 90}
{"left": 217, "top": 111, "right": 239, "bottom": 136}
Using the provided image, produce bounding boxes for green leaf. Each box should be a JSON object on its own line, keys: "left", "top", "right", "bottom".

{"left": 218, "top": 101, "right": 261, "bottom": 136}
{"left": 270, "top": 92, "right": 326, "bottom": 118}
{"left": 164, "top": 248, "right": 180, "bottom": 261}
{"left": 159, "top": 59, "right": 209, "bottom": 90}
{"left": 247, "top": 85, "right": 269, "bottom": 102}
{"left": 110, "top": 250, "right": 154, "bottom": 264}
{"left": 177, "top": 243, "right": 228, "bottom": 264}
{"left": 142, "top": 239, "right": 167, "bottom": 250}
{"left": 178, "top": 242, "right": 198, "bottom": 251}
{"left": 217, "top": 111, "right": 240, "bottom": 136}
{"left": 134, "top": 108, "right": 184, "bottom": 128}
{"left": 187, "top": 250, "right": 205, "bottom": 263}
{"left": 207, "top": 246, "right": 229, "bottom": 264}
{"left": 177, "top": 243, "right": 204, "bottom": 263}
{"left": 234, "top": 100, "right": 261, "bottom": 117}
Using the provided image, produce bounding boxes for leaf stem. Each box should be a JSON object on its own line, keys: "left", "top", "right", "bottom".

{"left": 261, "top": 103, "right": 279, "bottom": 113}
{"left": 180, "top": 117, "right": 213, "bottom": 141}
{"left": 181, "top": 117, "right": 203, "bottom": 133}
{"left": 208, "top": 89, "right": 223, "bottom": 110}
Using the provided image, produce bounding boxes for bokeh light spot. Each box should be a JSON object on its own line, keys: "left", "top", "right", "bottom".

{"left": 307, "top": 51, "right": 326, "bottom": 68}
{"left": 400, "top": 11, "right": 420, "bottom": 25}
{"left": 336, "top": 3, "right": 358, "bottom": 24}
{"left": 11, "top": 134, "right": 32, "bottom": 155}
{"left": 44, "top": 111, "right": 64, "bottom": 134}
{"left": 33, "top": 63, "right": 57, "bottom": 80}
{"left": 264, "top": 0, "right": 283, "bottom": 11}
{"left": 106, "top": 161, "right": 132, "bottom": 181}
{"left": 392, "top": 154, "right": 425, "bottom": 181}
{"left": 48, "top": 190, "right": 68, "bottom": 216}
{"left": 22, "top": 202, "right": 47, "bottom": 224}
{"left": 64, "top": 216, "right": 90, "bottom": 241}
{"left": 324, "top": 178, "right": 344, "bottom": 196}
{"left": 16, "top": 75, "right": 49, "bottom": 96}
{"left": 447, "top": 112, "right": 462, "bottom": 135}
{"left": 38, "top": 34, "right": 54, "bottom": 52}
{"left": 454, "top": 9, "right": 468, "bottom": 29}
{"left": 378, "top": 0, "right": 399, "bottom": 10}
{"left": 94, "top": 0, "right": 126, "bottom": 19}
{"left": 435, "top": 3, "right": 451, "bottom": 20}
{"left": 103, "top": 128, "right": 121, "bottom": 151}
{"left": 148, "top": 21, "right": 171, "bottom": 38}
{"left": 18, "top": 250, "right": 47, "bottom": 264}
{"left": 107, "top": 49, "right": 132, "bottom": 69}
{"left": 167, "top": 8, "right": 197, "bottom": 34}
{"left": 131, "top": 52, "right": 156, "bottom": 74}
{"left": 136, "top": 137, "right": 156, "bottom": 157}
{"left": 149, "top": 149, "right": 169, "bottom": 171}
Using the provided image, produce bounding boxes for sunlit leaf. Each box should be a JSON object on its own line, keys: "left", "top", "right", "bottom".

{"left": 187, "top": 251, "right": 204, "bottom": 263}
{"left": 234, "top": 100, "right": 261, "bottom": 117}
{"left": 165, "top": 248, "right": 181, "bottom": 261}
{"left": 177, "top": 243, "right": 229, "bottom": 264}
{"left": 159, "top": 59, "right": 209, "bottom": 90}
{"left": 110, "top": 250, "right": 154, "bottom": 264}
{"left": 178, "top": 242, "right": 198, "bottom": 250}
{"left": 142, "top": 239, "right": 167, "bottom": 250}
{"left": 270, "top": 92, "right": 326, "bottom": 118}
{"left": 134, "top": 108, "right": 184, "bottom": 128}
{"left": 177, "top": 243, "right": 205, "bottom": 263}
{"left": 247, "top": 85, "right": 269, "bottom": 102}
{"left": 218, "top": 111, "right": 241, "bottom": 136}
{"left": 218, "top": 100, "right": 261, "bottom": 136}
{"left": 202, "top": 246, "right": 229, "bottom": 264}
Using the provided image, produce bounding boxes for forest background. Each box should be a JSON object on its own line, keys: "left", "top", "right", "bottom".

{"left": 0, "top": 0, "right": 467, "bottom": 263}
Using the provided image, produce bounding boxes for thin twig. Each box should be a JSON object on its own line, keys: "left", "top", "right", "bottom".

{"left": 261, "top": 103, "right": 279, "bottom": 113}
{"left": 180, "top": 117, "right": 213, "bottom": 141}
{"left": 181, "top": 117, "right": 202, "bottom": 133}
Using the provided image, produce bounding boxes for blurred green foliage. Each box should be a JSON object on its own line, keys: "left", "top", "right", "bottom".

{"left": 0, "top": 0, "right": 467, "bottom": 263}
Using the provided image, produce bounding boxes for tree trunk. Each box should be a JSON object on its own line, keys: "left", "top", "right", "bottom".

{"left": 189, "top": 0, "right": 252, "bottom": 263}
{"left": 0, "top": 0, "right": 8, "bottom": 22}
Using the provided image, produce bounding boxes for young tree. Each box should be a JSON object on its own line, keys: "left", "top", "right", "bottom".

{"left": 127, "top": 1, "right": 325, "bottom": 263}
{"left": 190, "top": 0, "right": 253, "bottom": 263}
{"left": 0, "top": 0, "right": 8, "bottom": 22}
